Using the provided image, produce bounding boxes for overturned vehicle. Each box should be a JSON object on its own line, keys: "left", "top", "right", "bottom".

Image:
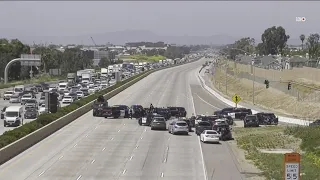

{"left": 214, "top": 107, "right": 252, "bottom": 120}
{"left": 256, "top": 112, "right": 278, "bottom": 125}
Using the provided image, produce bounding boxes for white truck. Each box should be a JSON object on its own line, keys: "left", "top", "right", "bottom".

{"left": 101, "top": 68, "right": 108, "bottom": 78}
{"left": 81, "top": 73, "right": 91, "bottom": 84}
{"left": 108, "top": 65, "right": 114, "bottom": 75}
{"left": 3, "top": 106, "right": 24, "bottom": 127}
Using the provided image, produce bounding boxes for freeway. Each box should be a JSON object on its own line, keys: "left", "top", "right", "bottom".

{"left": 0, "top": 58, "right": 245, "bottom": 180}
{"left": 0, "top": 83, "right": 60, "bottom": 135}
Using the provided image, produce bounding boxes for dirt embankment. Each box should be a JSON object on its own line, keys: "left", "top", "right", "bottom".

{"left": 210, "top": 64, "right": 320, "bottom": 120}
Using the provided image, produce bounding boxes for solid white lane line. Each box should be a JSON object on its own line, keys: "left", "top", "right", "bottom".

{"left": 135, "top": 145, "right": 139, "bottom": 149}
{"left": 111, "top": 137, "right": 114, "bottom": 140}
{"left": 91, "top": 159, "right": 95, "bottom": 164}
{"left": 161, "top": 172, "right": 164, "bottom": 177}
{"left": 38, "top": 171, "right": 45, "bottom": 176}
{"left": 118, "top": 129, "right": 121, "bottom": 132}
{"left": 129, "top": 156, "right": 133, "bottom": 161}
{"left": 74, "top": 144, "right": 77, "bottom": 147}
{"left": 163, "top": 158, "right": 167, "bottom": 163}
{"left": 58, "top": 155, "right": 64, "bottom": 160}
{"left": 102, "top": 147, "right": 106, "bottom": 151}
{"left": 190, "top": 74, "right": 208, "bottom": 180}
{"left": 76, "top": 175, "right": 82, "bottom": 180}
{"left": 140, "top": 137, "right": 143, "bottom": 140}
{"left": 122, "top": 169, "right": 126, "bottom": 174}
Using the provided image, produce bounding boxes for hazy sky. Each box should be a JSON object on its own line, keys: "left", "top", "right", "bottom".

{"left": 0, "top": 1, "right": 319, "bottom": 43}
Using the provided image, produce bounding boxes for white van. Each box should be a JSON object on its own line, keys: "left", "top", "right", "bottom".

{"left": 14, "top": 85, "right": 25, "bottom": 94}
{"left": 58, "top": 82, "right": 68, "bottom": 91}
{"left": 4, "top": 106, "right": 24, "bottom": 127}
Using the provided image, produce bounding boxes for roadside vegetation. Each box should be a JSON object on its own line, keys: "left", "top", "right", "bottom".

{"left": 127, "top": 55, "right": 166, "bottom": 62}
{"left": 210, "top": 65, "right": 320, "bottom": 119}
{"left": 233, "top": 126, "right": 320, "bottom": 180}
{"left": 0, "top": 75, "right": 63, "bottom": 90}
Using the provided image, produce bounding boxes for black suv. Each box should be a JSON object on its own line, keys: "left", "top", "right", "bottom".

{"left": 244, "top": 115, "right": 259, "bottom": 127}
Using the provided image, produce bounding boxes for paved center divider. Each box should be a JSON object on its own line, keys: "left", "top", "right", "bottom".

{"left": 0, "top": 58, "right": 202, "bottom": 165}
{"left": 197, "top": 71, "right": 312, "bottom": 126}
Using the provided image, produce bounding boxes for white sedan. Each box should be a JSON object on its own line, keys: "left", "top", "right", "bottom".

{"left": 76, "top": 91, "right": 84, "bottom": 99}
{"left": 38, "top": 104, "right": 46, "bottom": 115}
{"left": 200, "top": 130, "right": 220, "bottom": 143}
{"left": 62, "top": 96, "right": 73, "bottom": 104}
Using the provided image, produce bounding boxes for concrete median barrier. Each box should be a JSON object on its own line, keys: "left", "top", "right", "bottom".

{"left": 0, "top": 57, "right": 202, "bottom": 165}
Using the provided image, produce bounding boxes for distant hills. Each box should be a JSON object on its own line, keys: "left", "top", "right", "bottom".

{"left": 11, "top": 30, "right": 302, "bottom": 46}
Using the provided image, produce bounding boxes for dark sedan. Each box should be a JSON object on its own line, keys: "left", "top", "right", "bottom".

{"left": 24, "top": 109, "right": 38, "bottom": 119}
{"left": 150, "top": 117, "right": 167, "bottom": 130}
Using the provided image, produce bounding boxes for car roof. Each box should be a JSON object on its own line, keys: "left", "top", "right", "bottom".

{"left": 6, "top": 106, "right": 23, "bottom": 111}
{"left": 204, "top": 130, "right": 217, "bottom": 133}
{"left": 175, "top": 120, "right": 187, "bottom": 124}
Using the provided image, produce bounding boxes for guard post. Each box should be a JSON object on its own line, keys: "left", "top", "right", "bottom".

{"left": 284, "top": 152, "right": 301, "bottom": 180}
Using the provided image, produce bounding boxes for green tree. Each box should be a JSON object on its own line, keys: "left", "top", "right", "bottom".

{"left": 0, "top": 38, "right": 30, "bottom": 80}
{"left": 260, "top": 26, "right": 290, "bottom": 55}
{"left": 306, "top": 33, "right": 320, "bottom": 59}
{"left": 99, "top": 57, "right": 110, "bottom": 68}
{"left": 300, "top": 34, "right": 305, "bottom": 49}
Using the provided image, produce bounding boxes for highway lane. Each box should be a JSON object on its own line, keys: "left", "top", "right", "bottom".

{"left": 0, "top": 60, "right": 206, "bottom": 180}
{"left": 189, "top": 66, "right": 247, "bottom": 180}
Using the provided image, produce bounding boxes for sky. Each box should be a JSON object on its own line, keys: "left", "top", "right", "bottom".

{"left": 0, "top": 1, "right": 319, "bottom": 45}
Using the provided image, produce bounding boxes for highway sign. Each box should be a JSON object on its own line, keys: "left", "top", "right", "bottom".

{"left": 284, "top": 153, "right": 300, "bottom": 180}
{"left": 232, "top": 94, "right": 241, "bottom": 105}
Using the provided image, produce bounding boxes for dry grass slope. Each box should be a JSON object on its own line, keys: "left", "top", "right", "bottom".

{"left": 211, "top": 67, "right": 320, "bottom": 120}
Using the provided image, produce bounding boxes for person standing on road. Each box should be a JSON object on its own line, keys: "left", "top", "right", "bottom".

{"left": 129, "top": 108, "right": 133, "bottom": 119}
{"left": 150, "top": 103, "right": 154, "bottom": 112}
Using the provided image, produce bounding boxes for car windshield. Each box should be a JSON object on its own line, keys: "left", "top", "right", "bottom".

{"left": 59, "top": 85, "right": 67, "bottom": 88}
{"left": 198, "top": 122, "right": 211, "bottom": 126}
{"left": 64, "top": 96, "right": 72, "bottom": 99}
{"left": 6, "top": 111, "right": 19, "bottom": 117}
{"left": 153, "top": 118, "right": 165, "bottom": 122}
{"left": 40, "top": 96, "right": 45, "bottom": 100}
{"left": 23, "top": 95, "right": 32, "bottom": 98}
{"left": 25, "top": 100, "right": 36, "bottom": 103}
{"left": 26, "top": 109, "right": 36, "bottom": 113}
{"left": 5, "top": 91, "right": 13, "bottom": 95}
{"left": 76, "top": 91, "right": 83, "bottom": 94}
{"left": 176, "top": 122, "right": 187, "bottom": 126}
{"left": 206, "top": 131, "right": 218, "bottom": 134}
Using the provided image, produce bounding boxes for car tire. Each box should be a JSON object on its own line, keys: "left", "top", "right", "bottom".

{"left": 151, "top": 127, "right": 154, "bottom": 130}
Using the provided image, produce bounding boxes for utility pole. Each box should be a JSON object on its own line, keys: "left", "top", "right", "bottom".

{"left": 225, "top": 60, "right": 228, "bottom": 94}
{"left": 252, "top": 64, "right": 255, "bottom": 105}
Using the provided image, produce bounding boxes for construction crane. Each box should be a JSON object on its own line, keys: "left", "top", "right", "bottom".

{"left": 90, "top": 37, "right": 97, "bottom": 47}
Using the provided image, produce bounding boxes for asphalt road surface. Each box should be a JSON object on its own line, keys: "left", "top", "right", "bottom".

{"left": 0, "top": 58, "right": 246, "bottom": 180}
